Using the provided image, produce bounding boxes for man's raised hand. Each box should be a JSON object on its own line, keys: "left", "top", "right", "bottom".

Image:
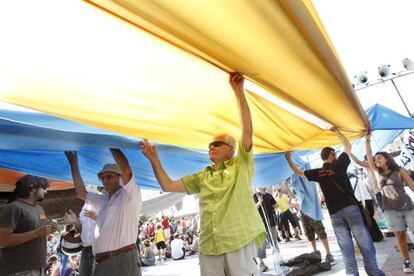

{"left": 140, "top": 139, "right": 159, "bottom": 163}
{"left": 229, "top": 72, "right": 245, "bottom": 97}
{"left": 64, "top": 151, "right": 78, "bottom": 163}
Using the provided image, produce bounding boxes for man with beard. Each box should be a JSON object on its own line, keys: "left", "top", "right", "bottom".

{"left": 0, "top": 175, "right": 53, "bottom": 276}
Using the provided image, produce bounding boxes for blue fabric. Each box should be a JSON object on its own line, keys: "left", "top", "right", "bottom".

{"left": 291, "top": 162, "right": 323, "bottom": 221}
{"left": 366, "top": 104, "right": 414, "bottom": 130}
{"left": 0, "top": 113, "right": 300, "bottom": 189}
{"left": 0, "top": 104, "right": 412, "bottom": 190}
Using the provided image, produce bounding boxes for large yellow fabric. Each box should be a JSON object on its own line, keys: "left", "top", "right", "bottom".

{"left": 89, "top": 0, "right": 369, "bottom": 131}
{"left": 0, "top": 1, "right": 366, "bottom": 153}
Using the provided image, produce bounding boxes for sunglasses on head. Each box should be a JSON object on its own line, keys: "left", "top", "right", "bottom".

{"left": 208, "top": 141, "right": 231, "bottom": 149}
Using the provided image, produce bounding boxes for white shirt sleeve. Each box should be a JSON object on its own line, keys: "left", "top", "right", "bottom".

{"left": 123, "top": 175, "right": 141, "bottom": 196}
{"left": 86, "top": 191, "right": 105, "bottom": 210}
{"left": 122, "top": 175, "right": 143, "bottom": 216}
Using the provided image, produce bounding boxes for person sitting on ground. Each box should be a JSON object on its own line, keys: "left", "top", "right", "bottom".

{"left": 165, "top": 235, "right": 173, "bottom": 259}
{"left": 46, "top": 255, "right": 59, "bottom": 275}
{"left": 154, "top": 225, "right": 167, "bottom": 260}
{"left": 171, "top": 233, "right": 186, "bottom": 260}
{"left": 187, "top": 234, "right": 199, "bottom": 256}
{"left": 140, "top": 240, "right": 155, "bottom": 266}
{"left": 186, "top": 231, "right": 194, "bottom": 246}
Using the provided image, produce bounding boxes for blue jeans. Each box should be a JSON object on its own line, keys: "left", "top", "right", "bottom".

{"left": 330, "top": 205, "right": 384, "bottom": 276}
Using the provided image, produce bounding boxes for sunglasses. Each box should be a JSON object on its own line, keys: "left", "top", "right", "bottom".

{"left": 208, "top": 141, "right": 231, "bottom": 149}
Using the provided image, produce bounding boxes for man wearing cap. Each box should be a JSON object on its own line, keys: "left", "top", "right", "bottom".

{"left": 0, "top": 175, "right": 53, "bottom": 276}
{"left": 65, "top": 149, "right": 142, "bottom": 276}
{"left": 141, "top": 73, "right": 265, "bottom": 276}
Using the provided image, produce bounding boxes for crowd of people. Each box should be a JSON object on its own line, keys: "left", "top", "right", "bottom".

{"left": 137, "top": 215, "right": 200, "bottom": 266}
{"left": 0, "top": 72, "right": 414, "bottom": 276}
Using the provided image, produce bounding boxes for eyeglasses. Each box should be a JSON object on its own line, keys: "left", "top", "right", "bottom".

{"left": 208, "top": 141, "right": 231, "bottom": 149}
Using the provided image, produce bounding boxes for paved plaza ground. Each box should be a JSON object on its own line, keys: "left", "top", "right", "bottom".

{"left": 143, "top": 209, "right": 411, "bottom": 275}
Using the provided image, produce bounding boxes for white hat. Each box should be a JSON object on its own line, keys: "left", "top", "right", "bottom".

{"left": 97, "top": 163, "right": 121, "bottom": 178}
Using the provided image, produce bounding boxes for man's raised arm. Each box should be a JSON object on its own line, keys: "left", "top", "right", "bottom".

{"left": 110, "top": 148, "right": 133, "bottom": 185}
{"left": 140, "top": 139, "right": 186, "bottom": 193}
{"left": 229, "top": 73, "right": 252, "bottom": 152}
{"left": 365, "top": 132, "right": 377, "bottom": 172}
{"left": 333, "top": 128, "right": 352, "bottom": 155}
{"left": 285, "top": 151, "right": 305, "bottom": 177}
{"left": 65, "top": 151, "right": 87, "bottom": 201}
{"left": 333, "top": 127, "right": 369, "bottom": 168}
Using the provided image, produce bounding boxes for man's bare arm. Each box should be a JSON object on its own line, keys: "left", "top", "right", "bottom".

{"left": 140, "top": 139, "right": 186, "bottom": 193}
{"left": 285, "top": 152, "right": 305, "bottom": 177}
{"left": 229, "top": 73, "right": 253, "bottom": 152}
{"left": 110, "top": 148, "right": 133, "bottom": 185}
{"left": 65, "top": 151, "right": 87, "bottom": 200}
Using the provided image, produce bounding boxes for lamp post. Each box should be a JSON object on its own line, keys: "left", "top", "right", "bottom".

{"left": 353, "top": 58, "right": 414, "bottom": 118}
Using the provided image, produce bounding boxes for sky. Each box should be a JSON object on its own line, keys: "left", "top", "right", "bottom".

{"left": 313, "top": 0, "right": 414, "bottom": 117}
{"left": 1, "top": 1, "right": 413, "bottom": 119}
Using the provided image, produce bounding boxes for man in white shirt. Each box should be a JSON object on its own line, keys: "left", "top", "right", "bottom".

{"left": 65, "top": 149, "right": 142, "bottom": 276}
{"left": 170, "top": 233, "right": 185, "bottom": 260}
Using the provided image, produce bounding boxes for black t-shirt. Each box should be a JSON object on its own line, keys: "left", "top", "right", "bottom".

{"left": 253, "top": 192, "right": 277, "bottom": 227}
{"left": 304, "top": 152, "right": 355, "bottom": 215}
{"left": 0, "top": 200, "right": 47, "bottom": 274}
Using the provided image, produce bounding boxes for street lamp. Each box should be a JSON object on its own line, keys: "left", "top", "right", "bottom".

{"left": 353, "top": 58, "right": 414, "bottom": 117}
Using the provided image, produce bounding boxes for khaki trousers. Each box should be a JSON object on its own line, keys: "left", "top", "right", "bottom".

{"left": 199, "top": 240, "right": 258, "bottom": 276}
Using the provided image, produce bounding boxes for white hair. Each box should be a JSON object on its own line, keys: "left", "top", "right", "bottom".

{"left": 223, "top": 134, "right": 236, "bottom": 148}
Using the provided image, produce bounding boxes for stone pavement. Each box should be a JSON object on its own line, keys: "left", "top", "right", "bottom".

{"left": 142, "top": 209, "right": 412, "bottom": 275}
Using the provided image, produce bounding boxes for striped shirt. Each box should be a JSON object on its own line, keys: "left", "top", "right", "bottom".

{"left": 182, "top": 141, "right": 265, "bottom": 255}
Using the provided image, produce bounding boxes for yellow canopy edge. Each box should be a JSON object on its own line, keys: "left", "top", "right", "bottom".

{"left": 0, "top": 1, "right": 365, "bottom": 153}
{"left": 89, "top": 0, "right": 369, "bottom": 131}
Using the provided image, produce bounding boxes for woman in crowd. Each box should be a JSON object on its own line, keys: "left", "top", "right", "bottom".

{"left": 140, "top": 240, "right": 156, "bottom": 266}
{"left": 366, "top": 132, "right": 414, "bottom": 273}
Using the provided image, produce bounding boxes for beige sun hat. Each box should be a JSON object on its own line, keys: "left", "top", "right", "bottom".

{"left": 97, "top": 163, "right": 121, "bottom": 178}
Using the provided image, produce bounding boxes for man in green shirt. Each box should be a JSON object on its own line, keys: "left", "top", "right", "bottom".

{"left": 141, "top": 72, "right": 265, "bottom": 275}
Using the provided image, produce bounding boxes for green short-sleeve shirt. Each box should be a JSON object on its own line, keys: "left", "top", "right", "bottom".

{"left": 182, "top": 141, "right": 265, "bottom": 255}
